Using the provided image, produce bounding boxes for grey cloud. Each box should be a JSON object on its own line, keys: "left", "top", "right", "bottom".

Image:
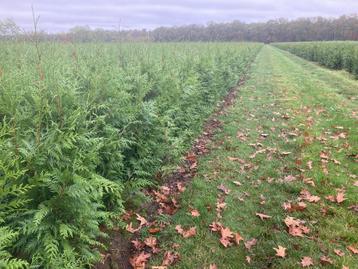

{"left": 0, "top": 0, "right": 357, "bottom": 32}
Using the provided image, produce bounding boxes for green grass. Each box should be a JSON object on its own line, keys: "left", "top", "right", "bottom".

{"left": 147, "top": 45, "right": 358, "bottom": 268}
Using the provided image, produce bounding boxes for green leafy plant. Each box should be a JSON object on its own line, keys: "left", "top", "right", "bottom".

{"left": 273, "top": 41, "right": 358, "bottom": 78}
{"left": 0, "top": 42, "right": 261, "bottom": 267}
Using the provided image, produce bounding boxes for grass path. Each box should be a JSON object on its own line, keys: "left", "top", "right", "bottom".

{"left": 133, "top": 45, "right": 358, "bottom": 269}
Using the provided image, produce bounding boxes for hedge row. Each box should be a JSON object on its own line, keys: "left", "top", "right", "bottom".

{"left": 273, "top": 41, "right": 358, "bottom": 78}
{"left": 0, "top": 42, "right": 261, "bottom": 268}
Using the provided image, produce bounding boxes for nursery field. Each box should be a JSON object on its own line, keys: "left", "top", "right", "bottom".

{"left": 0, "top": 42, "right": 261, "bottom": 268}
{"left": 0, "top": 41, "right": 357, "bottom": 269}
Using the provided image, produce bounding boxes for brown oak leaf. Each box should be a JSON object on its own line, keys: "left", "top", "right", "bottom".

{"left": 190, "top": 208, "right": 200, "bottom": 217}
{"left": 244, "top": 238, "right": 257, "bottom": 250}
{"left": 347, "top": 245, "right": 358, "bottom": 254}
{"left": 300, "top": 189, "right": 320, "bottom": 203}
{"left": 234, "top": 232, "right": 244, "bottom": 245}
{"left": 144, "top": 236, "right": 157, "bottom": 248}
{"left": 333, "top": 249, "right": 345, "bottom": 257}
{"left": 320, "top": 255, "right": 333, "bottom": 265}
{"left": 126, "top": 222, "right": 141, "bottom": 233}
{"left": 336, "top": 192, "right": 346, "bottom": 203}
{"left": 162, "top": 251, "right": 180, "bottom": 266}
{"left": 301, "top": 256, "right": 313, "bottom": 267}
{"left": 131, "top": 239, "right": 145, "bottom": 250}
{"left": 129, "top": 252, "right": 151, "bottom": 269}
{"left": 274, "top": 245, "right": 286, "bottom": 258}
{"left": 175, "top": 225, "right": 196, "bottom": 238}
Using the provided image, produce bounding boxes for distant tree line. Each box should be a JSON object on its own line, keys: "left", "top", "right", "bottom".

{"left": 1, "top": 14, "right": 357, "bottom": 42}
{"left": 151, "top": 15, "right": 358, "bottom": 42}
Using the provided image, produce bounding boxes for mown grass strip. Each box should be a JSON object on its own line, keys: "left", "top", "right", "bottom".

{"left": 146, "top": 45, "right": 357, "bottom": 269}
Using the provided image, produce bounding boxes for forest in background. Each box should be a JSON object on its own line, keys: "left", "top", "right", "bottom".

{"left": 0, "top": 14, "right": 357, "bottom": 42}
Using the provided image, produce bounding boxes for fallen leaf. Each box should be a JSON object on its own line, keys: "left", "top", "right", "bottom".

{"left": 219, "top": 237, "right": 233, "bottom": 247}
{"left": 216, "top": 199, "right": 227, "bottom": 219}
{"left": 301, "top": 256, "right": 313, "bottom": 267}
{"left": 246, "top": 256, "right": 251, "bottom": 264}
{"left": 282, "top": 202, "right": 292, "bottom": 211}
{"left": 228, "top": 157, "right": 245, "bottom": 164}
{"left": 294, "top": 202, "right": 307, "bottom": 211}
{"left": 209, "top": 222, "right": 222, "bottom": 232}
{"left": 233, "top": 181, "right": 242, "bottom": 186}
{"left": 244, "top": 238, "right": 257, "bottom": 250}
{"left": 209, "top": 264, "right": 217, "bottom": 269}
{"left": 284, "top": 216, "right": 310, "bottom": 237}
{"left": 256, "top": 212, "right": 272, "bottom": 220}
{"left": 160, "top": 186, "right": 171, "bottom": 196}
{"left": 220, "top": 227, "right": 234, "bottom": 239}
{"left": 325, "top": 195, "right": 336, "bottom": 202}
{"left": 284, "top": 175, "right": 297, "bottom": 182}
{"left": 121, "top": 210, "right": 133, "bottom": 221}
{"left": 126, "top": 222, "right": 141, "bottom": 233}
{"left": 300, "top": 189, "right": 320, "bottom": 203}
{"left": 144, "top": 236, "right": 157, "bottom": 248}
{"left": 342, "top": 266, "right": 349, "bottom": 269}
{"left": 190, "top": 209, "right": 200, "bottom": 217}
{"left": 303, "top": 177, "right": 315, "bottom": 187}
{"left": 236, "top": 131, "right": 247, "bottom": 141}
{"left": 152, "top": 246, "right": 161, "bottom": 254}
{"left": 234, "top": 232, "right": 244, "bottom": 245}
{"left": 284, "top": 216, "right": 301, "bottom": 227}
{"left": 219, "top": 227, "right": 234, "bottom": 247}
{"left": 136, "top": 214, "right": 148, "bottom": 227}
{"left": 336, "top": 192, "right": 346, "bottom": 203}
{"left": 348, "top": 205, "right": 358, "bottom": 213}
{"left": 175, "top": 225, "right": 196, "bottom": 238}
{"left": 177, "top": 182, "right": 186, "bottom": 192}
{"left": 129, "top": 252, "right": 151, "bottom": 269}
{"left": 307, "top": 161, "right": 313, "bottom": 170}
{"left": 153, "top": 190, "right": 168, "bottom": 203}
{"left": 132, "top": 239, "right": 145, "bottom": 250}
{"left": 189, "top": 161, "right": 197, "bottom": 170}
{"left": 347, "top": 245, "right": 358, "bottom": 254}
{"left": 217, "top": 184, "right": 231, "bottom": 195}
{"left": 148, "top": 227, "right": 161, "bottom": 234}
{"left": 274, "top": 245, "right": 286, "bottom": 258}
{"left": 320, "top": 151, "right": 329, "bottom": 159}
{"left": 333, "top": 249, "right": 345, "bottom": 257}
{"left": 162, "top": 251, "right": 179, "bottom": 266}
{"left": 320, "top": 255, "right": 333, "bottom": 265}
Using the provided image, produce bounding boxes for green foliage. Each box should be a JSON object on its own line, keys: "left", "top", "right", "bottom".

{"left": 0, "top": 42, "right": 261, "bottom": 267}
{"left": 273, "top": 41, "right": 358, "bottom": 78}
{"left": 0, "top": 147, "right": 29, "bottom": 269}
{"left": 0, "top": 227, "right": 29, "bottom": 269}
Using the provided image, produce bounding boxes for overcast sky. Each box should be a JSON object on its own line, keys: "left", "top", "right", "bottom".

{"left": 0, "top": 0, "right": 357, "bottom": 32}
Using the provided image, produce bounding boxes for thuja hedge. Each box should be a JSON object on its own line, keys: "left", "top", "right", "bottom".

{"left": 0, "top": 42, "right": 261, "bottom": 268}
{"left": 273, "top": 41, "right": 358, "bottom": 78}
